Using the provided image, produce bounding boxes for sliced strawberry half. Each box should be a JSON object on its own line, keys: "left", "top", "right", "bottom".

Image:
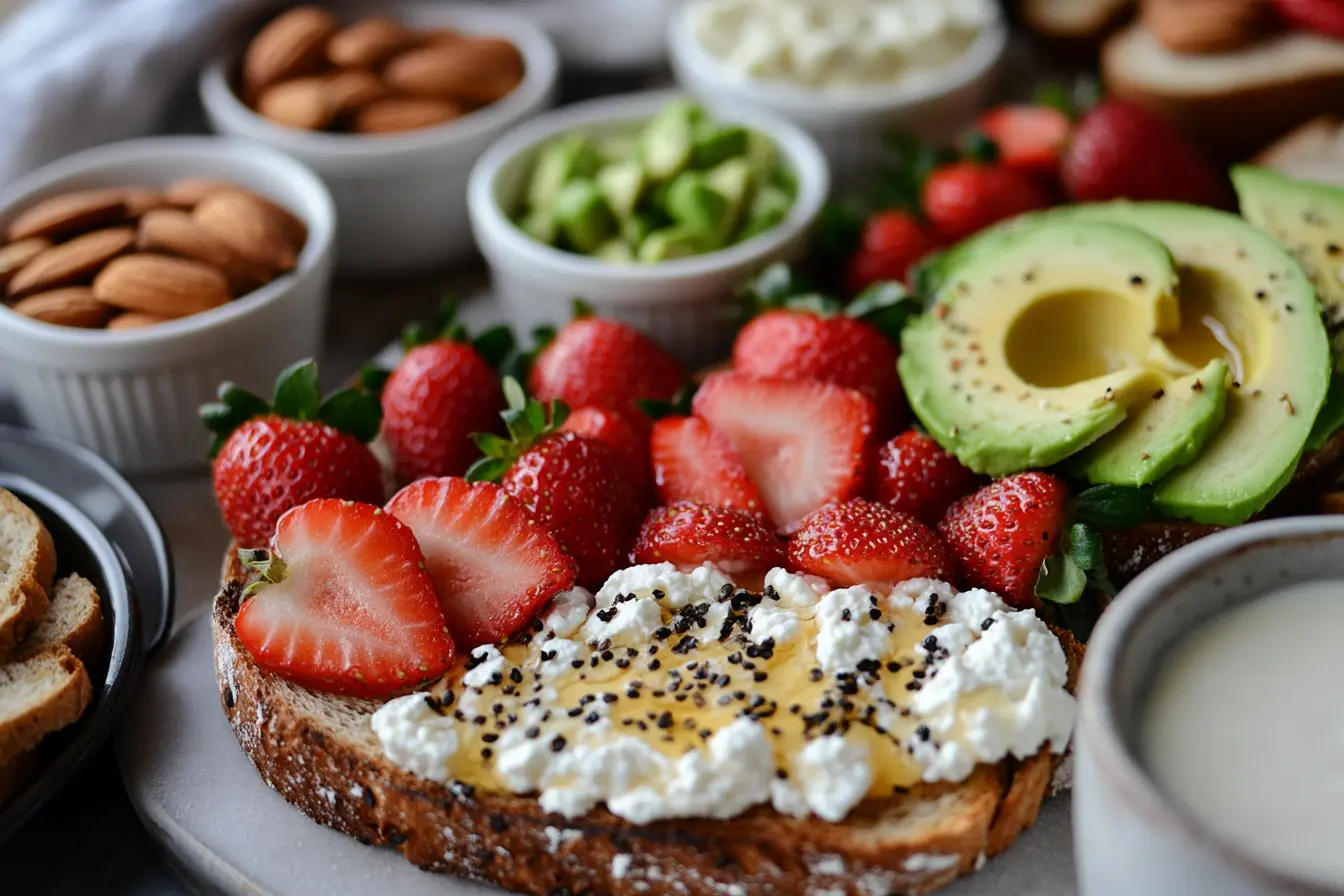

{"left": 632, "top": 501, "right": 785, "bottom": 576}
{"left": 386, "top": 477, "right": 577, "bottom": 648}
{"left": 649, "top": 415, "right": 767, "bottom": 520}
{"left": 234, "top": 499, "right": 454, "bottom": 698}
{"left": 788, "top": 498, "right": 951, "bottom": 589}
{"left": 692, "top": 372, "right": 876, "bottom": 534}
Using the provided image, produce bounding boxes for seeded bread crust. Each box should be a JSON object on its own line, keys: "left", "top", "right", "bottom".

{"left": 0, "top": 489, "right": 57, "bottom": 659}
{"left": 213, "top": 552, "right": 1083, "bottom": 896}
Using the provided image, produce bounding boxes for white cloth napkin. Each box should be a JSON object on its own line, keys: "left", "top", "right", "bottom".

{"left": 0, "top": 0, "right": 676, "bottom": 189}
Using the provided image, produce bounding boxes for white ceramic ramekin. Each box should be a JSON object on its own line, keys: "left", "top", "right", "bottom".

{"left": 200, "top": 2, "right": 559, "bottom": 275}
{"left": 1074, "top": 517, "right": 1344, "bottom": 896}
{"left": 667, "top": 4, "right": 1008, "bottom": 192}
{"left": 0, "top": 137, "right": 335, "bottom": 474}
{"left": 466, "top": 90, "right": 829, "bottom": 368}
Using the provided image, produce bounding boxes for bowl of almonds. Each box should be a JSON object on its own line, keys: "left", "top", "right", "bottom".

{"left": 199, "top": 2, "right": 559, "bottom": 274}
{"left": 0, "top": 136, "right": 335, "bottom": 473}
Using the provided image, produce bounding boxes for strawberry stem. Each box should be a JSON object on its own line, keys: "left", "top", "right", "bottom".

{"left": 240, "top": 548, "right": 287, "bottom": 597}
{"left": 466, "top": 377, "right": 569, "bottom": 483}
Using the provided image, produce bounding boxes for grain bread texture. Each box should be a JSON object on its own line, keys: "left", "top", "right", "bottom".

{"left": 0, "top": 646, "right": 91, "bottom": 767}
{"left": 0, "top": 489, "right": 56, "bottom": 659}
{"left": 14, "top": 574, "right": 104, "bottom": 665}
{"left": 1103, "top": 24, "right": 1344, "bottom": 162}
{"left": 1253, "top": 115, "right": 1344, "bottom": 187}
{"left": 213, "top": 554, "right": 1083, "bottom": 896}
{"left": 1021, "top": 0, "right": 1135, "bottom": 55}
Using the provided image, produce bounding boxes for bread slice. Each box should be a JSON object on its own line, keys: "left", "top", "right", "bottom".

{"left": 212, "top": 553, "right": 1084, "bottom": 896}
{"left": 1021, "top": 0, "right": 1135, "bottom": 55}
{"left": 0, "top": 646, "right": 90, "bottom": 767}
{"left": 0, "top": 489, "right": 56, "bottom": 659}
{"left": 1103, "top": 23, "right": 1344, "bottom": 162}
{"left": 14, "top": 574, "right": 104, "bottom": 666}
{"left": 1254, "top": 115, "right": 1344, "bottom": 187}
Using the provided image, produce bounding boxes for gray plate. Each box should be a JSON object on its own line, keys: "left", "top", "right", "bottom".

{"left": 119, "top": 615, "right": 1077, "bottom": 896}
{"left": 0, "top": 425, "right": 174, "bottom": 655}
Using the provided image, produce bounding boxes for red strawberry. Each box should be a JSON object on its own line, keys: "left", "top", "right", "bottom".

{"left": 234, "top": 499, "right": 454, "bottom": 698}
{"left": 938, "top": 472, "right": 1070, "bottom": 609}
{"left": 380, "top": 311, "right": 503, "bottom": 481}
{"left": 787, "top": 499, "right": 950, "bottom": 588}
{"left": 471, "top": 382, "right": 643, "bottom": 589}
{"left": 1273, "top": 0, "right": 1344, "bottom": 40}
{"left": 386, "top": 477, "right": 577, "bottom": 648}
{"left": 872, "top": 431, "right": 981, "bottom": 525}
{"left": 1060, "top": 99, "right": 1229, "bottom": 207}
{"left": 202, "top": 360, "right": 384, "bottom": 550}
{"left": 844, "top": 211, "right": 942, "bottom": 294}
{"left": 975, "top": 105, "right": 1072, "bottom": 181}
{"left": 922, "top": 162, "right": 1054, "bottom": 243}
{"left": 732, "top": 309, "right": 906, "bottom": 436}
{"left": 692, "top": 372, "right": 876, "bottom": 534}
{"left": 649, "top": 415, "right": 766, "bottom": 519}
{"left": 529, "top": 315, "right": 685, "bottom": 428}
{"left": 632, "top": 502, "right": 785, "bottom": 576}
{"left": 562, "top": 406, "right": 650, "bottom": 496}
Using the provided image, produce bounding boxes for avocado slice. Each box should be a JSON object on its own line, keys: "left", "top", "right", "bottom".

{"left": 640, "top": 99, "right": 699, "bottom": 181}
{"left": 518, "top": 207, "right": 558, "bottom": 246}
{"left": 553, "top": 179, "right": 614, "bottom": 254}
{"left": 663, "top": 172, "right": 730, "bottom": 248}
{"left": 597, "top": 161, "right": 646, "bottom": 220}
{"left": 899, "top": 218, "right": 1182, "bottom": 476}
{"left": 638, "top": 227, "right": 704, "bottom": 263}
{"left": 1072, "top": 359, "right": 1229, "bottom": 487}
{"left": 706, "top": 158, "right": 754, "bottom": 238}
{"left": 693, "top": 124, "right": 750, "bottom": 169}
{"left": 740, "top": 185, "right": 793, "bottom": 240}
{"left": 594, "top": 239, "right": 635, "bottom": 263}
{"left": 620, "top": 211, "right": 659, "bottom": 252}
{"left": 1066, "top": 202, "right": 1330, "bottom": 525}
{"left": 526, "top": 135, "right": 602, "bottom": 212}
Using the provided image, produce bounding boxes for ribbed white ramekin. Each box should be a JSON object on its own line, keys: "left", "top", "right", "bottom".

{"left": 0, "top": 137, "right": 336, "bottom": 473}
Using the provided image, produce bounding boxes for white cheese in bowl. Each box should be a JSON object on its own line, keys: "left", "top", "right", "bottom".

{"left": 687, "top": 0, "right": 1000, "bottom": 90}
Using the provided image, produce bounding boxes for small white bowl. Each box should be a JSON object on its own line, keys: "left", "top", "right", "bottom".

{"left": 667, "top": 4, "right": 1008, "bottom": 192}
{"left": 0, "top": 137, "right": 335, "bottom": 474}
{"left": 466, "top": 90, "right": 829, "bottom": 368}
{"left": 200, "top": 2, "right": 559, "bottom": 275}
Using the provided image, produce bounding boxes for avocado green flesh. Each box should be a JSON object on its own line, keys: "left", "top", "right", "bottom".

{"left": 899, "top": 218, "right": 1182, "bottom": 477}
{"left": 1072, "top": 359, "right": 1229, "bottom": 487}
{"left": 526, "top": 135, "right": 602, "bottom": 211}
{"left": 553, "top": 180, "right": 614, "bottom": 254}
{"left": 640, "top": 99, "right": 698, "bottom": 181}
{"left": 1065, "top": 202, "right": 1330, "bottom": 525}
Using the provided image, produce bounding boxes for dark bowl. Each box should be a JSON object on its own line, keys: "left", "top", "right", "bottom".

{"left": 0, "top": 475, "right": 142, "bottom": 843}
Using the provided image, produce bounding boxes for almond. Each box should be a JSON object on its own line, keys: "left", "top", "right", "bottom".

{"left": 193, "top": 192, "right": 299, "bottom": 273}
{"left": 384, "top": 39, "right": 524, "bottom": 105}
{"left": 325, "top": 69, "right": 391, "bottom": 115}
{"left": 327, "top": 17, "right": 412, "bottom": 68}
{"left": 7, "top": 190, "right": 128, "bottom": 242}
{"left": 1141, "top": 0, "right": 1268, "bottom": 54}
{"left": 242, "top": 5, "right": 336, "bottom": 93}
{"left": 8, "top": 227, "right": 136, "bottom": 298}
{"left": 114, "top": 187, "right": 166, "bottom": 219}
{"left": 420, "top": 28, "right": 465, "bottom": 47}
{"left": 93, "top": 254, "right": 231, "bottom": 318}
{"left": 0, "top": 238, "right": 51, "bottom": 290}
{"left": 256, "top": 77, "right": 336, "bottom": 131}
{"left": 353, "top": 97, "right": 464, "bottom": 134}
{"left": 12, "top": 287, "right": 113, "bottom": 328}
{"left": 107, "top": 310, "right": 172, "bottom": 331}
{"left": 162, "top": 178, "right": 243, "bottom": 209}
{"left": 137, "top": 209, "right": 272, "bottom": 295}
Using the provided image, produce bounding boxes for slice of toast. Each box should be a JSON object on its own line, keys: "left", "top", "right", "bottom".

{"left": 1021, "top": 0, "right": 1136, "bottom": 55}
{"left": 1103, "top": 23, "right": 1344, "bottom": 162}
{"left": 0, "top": 646, "right": 91, "bottom": 767}
{"left": 1254, "top": 115, "right": 1344, "bottom": 187}
{"left": 14, "top": 574, "right": 104, "bottom": 666}
{"left": 213, "top": 553, "right": 1084, "bottom": 896}
{"left": 0, "top": 489, "right": 56, "bottom": 660}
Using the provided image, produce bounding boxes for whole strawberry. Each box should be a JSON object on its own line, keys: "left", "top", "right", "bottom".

{"left": 201, "top": 359, "right": 384, "bottom": 549}
{"left": 732, "top": 306, "right": 906, "bottom": 437}
{"left": 922, "top": 161, "right": 1054, "bottom": 243}
{"left": 844, "top": 210, "right": 942, "bottom": 294}
{"left": 562, "top": 405, "right": 650, "bottom": 497}
{"left": 470, "top": 380, "right": 643, "bottom": 589}
{"left": 529, "top": 308, "right": 686, "bottom": 428}
{"left": 938, "top": 472, "right": 1070, "bottom": 608}
{"left": 1061, "top": 99, "right": 1229, "bottom": 207}
{"left": 975, "top": 104, "right": 1072, "bottom": 183}
{"left": 788, "top": 498, "right": 950, "bottom": 588}
{"left": 873, "top": 430, "right": 981, "bottom": 525}
{"left": 632, "top": 502, "right": 785, "bottom": 577}
{"left": 380, "top": 303, "right": 504, "bottom": 481}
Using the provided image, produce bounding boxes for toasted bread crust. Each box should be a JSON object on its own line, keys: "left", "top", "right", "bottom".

{"left": 212, "top": 559, "right": 1074, "bottom": 896}
{"left": 0, "top": 646, "right": 91, "bottom": 767}
{"left": 0, "top": 490, "right": 56, "bottom": 659}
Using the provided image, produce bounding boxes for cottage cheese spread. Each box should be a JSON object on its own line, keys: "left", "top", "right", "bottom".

{"left": 688, "top": 0, "right": 999, "bottom": 90}
{"left": 371, "top": 564, "right": 1075, "bottom": 825}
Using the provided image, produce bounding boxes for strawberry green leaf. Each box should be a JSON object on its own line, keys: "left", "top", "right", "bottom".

{"left": 199, "top": 401, "right": 242, "bottom": 436}
{"left": 1033, "top": 82, "right": 1074, "bottom": 118}
{"left": 1074, "top": 485, "right": 1154, "bottom": 530}
{"left": 571, "top": 298, "right": 596, "bottom": 319}
{"left": 550, "top": 399, "right": 570, "bottom": 429}
{"left": 433, "top": 297, "right": 460, "bottom": 334}
{"left": 472, "top": 432, "right": 512, "bottom": 457}
{"left": 272, "top": 359, "right": 320, "bottom": 421}
{"left": 216, "top": 382, "right": 269, "bottom": 420}
{"left": 846, "top": 282, "right": 922, "bottom": 343}
{"left": 239, "top": 548, "right": 287, "bottom": 597}
{"left": 465, "top": 456, "right": 510, "bottom": 483}
{"left": 1307, "top": 374, "right": 1344, "bottom": 451}
{"left": 523, "top": 398, "right": 546, "bottom": 434}
{"left": 739, "top": 262, "right": 809, "bottom": 310}
{"left": 812, "top": 202, "right": 865, "bottom": 265}
{"left": 1069, "top": 522, "right": 1103, "bottom": 571}
{"left": 316, "top": 390, "right": 381, "bottom": 443}
{"left": 1035, "top": 551, "right": 1087, "bottom": 605}
{"left": 783, "top": 293, "right": 844, "bottom": 315}
{"left": 960, "top": 129, "right": 1000, "bottom": 165}
{"left": 359, "top": 364, "right": 389, "bottom": 399}
{"left": 500, "top": 407, "right": 535, "bottom": 443}
{"left": 502, "top": 376, "right": 527, "bottom": 411}
{"left": 638, "top": 383, "right": 698, "bottom": 420}
{"left": 401, "top": 321, "right": 434, "bottom": 350}
{"left": 473, "top": 325, "right": 517, "bottom": 369}
{"left": 1071, "top": 74, "right": 1103, "bottom": 117}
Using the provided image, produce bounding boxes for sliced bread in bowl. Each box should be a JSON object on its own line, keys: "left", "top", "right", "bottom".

{"left": 0, "top": 488, "right": 56, "bottom": 659}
